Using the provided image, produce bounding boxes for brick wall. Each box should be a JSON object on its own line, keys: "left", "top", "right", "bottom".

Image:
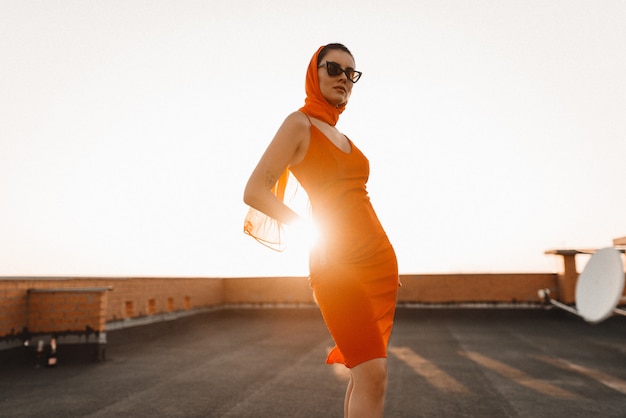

{"left": 27, "top": 288, "right": 109, "bottom": 334}
{"left": 102, "top": 278, "right": 224, "bottom": 321}
{"left": 0, "top": 277, "right": 224, "bottom": 342}
{"left": 223, "top": 277, "right": 315, "bottom": 306}
{"left": 221, "top": 274, "right": 558, "bottom": 306}
{"left": 397, "top": 273, "right": 557, "bottom": 304}
{"left": 1, "top": 273, "right": 558, "bottom": 344}
{"left": 0, "top": 280, "right": 28, "bottom": 340}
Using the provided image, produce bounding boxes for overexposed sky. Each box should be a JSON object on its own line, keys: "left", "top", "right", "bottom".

{"left": 1, "top": 0, "right": 625, "bottom": 277}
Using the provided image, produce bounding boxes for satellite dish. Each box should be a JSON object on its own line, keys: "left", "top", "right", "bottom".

{"left": 575, "top": 247, "right": 625, "bottom": 323}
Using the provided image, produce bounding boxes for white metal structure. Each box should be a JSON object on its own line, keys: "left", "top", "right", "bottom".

{"left": 539, "top": 247, "right": 625, "bottom": 323}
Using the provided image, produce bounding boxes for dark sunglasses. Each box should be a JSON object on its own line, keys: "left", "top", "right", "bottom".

{"left": 318, "top": 61, "right": 362, "bottom": 83}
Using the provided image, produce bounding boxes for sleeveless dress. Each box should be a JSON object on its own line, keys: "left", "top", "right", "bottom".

{"left": 289, "top": 118, "right": 399, "bottom": 368}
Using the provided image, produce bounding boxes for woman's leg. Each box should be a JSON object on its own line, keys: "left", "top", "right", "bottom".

{"left": 346, "top": 358, "right": 388, "bottom": 418}
{"left": 344, "top": 374, "right": 354, "bottom": 418}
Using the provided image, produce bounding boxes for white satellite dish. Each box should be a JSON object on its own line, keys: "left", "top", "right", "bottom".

{"left": 539, "top": 247, "right": 626, "bottom": 323}
{"left": 576, "top": 247, "right": 625, "bottom": 323}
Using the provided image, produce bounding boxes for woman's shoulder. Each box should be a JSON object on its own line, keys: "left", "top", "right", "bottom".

{"left": 274, "top": 111, "right": 311, "bottom": 142}
{"left": 275, "top": 111, "right": 312, "bottom": 140}
{"left": 282, "top": 111, "right": 311, "bottom": 128}
{"left": 278, "top": 112, "right": 311, "bottom": 167}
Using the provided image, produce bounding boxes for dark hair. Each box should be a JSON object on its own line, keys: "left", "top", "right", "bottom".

{"left": 317, "top": 43, "right": 354, "bottom": 66}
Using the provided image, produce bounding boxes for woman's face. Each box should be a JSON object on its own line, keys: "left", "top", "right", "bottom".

{"left": 317, "top": 49, "right": 356, "bottom": 107}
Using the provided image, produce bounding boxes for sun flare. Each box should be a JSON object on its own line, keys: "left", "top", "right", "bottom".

{"left": 288, "top": 218, "right": 321, "bottom": 252}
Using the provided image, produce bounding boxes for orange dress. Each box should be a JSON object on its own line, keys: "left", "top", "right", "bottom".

{"left": 290, "top": 120, "right": 399, "bottom": 368}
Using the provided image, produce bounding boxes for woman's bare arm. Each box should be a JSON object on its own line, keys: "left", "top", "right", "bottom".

{"left": 243, "top": 112, "right": 309, "bottom": 225}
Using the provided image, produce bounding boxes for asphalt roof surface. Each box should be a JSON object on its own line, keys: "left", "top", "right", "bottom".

{"left": 1, "top": 307, "right": 625, "bottom": 417}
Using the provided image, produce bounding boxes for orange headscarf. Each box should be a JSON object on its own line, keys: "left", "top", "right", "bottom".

{"left": 243, "top": 169, "right": 290, "bottom": 251}
{"left": 244, "top": 45, "right": 347, "bottom": 250}
{"left": 299, "top": 45, "right": 347, "bottom": 126}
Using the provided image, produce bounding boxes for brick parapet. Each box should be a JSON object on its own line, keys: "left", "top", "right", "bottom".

{"left": 1, "top": 274, "right": 559, "bottom": 343}
{"left": 0, "top": 277, "right": 224, "bottom": 341}
{"left": 26, "top": 287, "right": 109, "bottom": 334}
{"left": 397, "top": 273, "right": 558, "bottom": 304}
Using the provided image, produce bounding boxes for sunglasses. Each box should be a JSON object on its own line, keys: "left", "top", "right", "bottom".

{"left": 318, "top": 61, "right": 362, "bottom": 83}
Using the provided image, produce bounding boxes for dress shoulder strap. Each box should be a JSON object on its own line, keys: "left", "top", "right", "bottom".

{"left": 300, "top": 111, "right": 313, "bottom": 126}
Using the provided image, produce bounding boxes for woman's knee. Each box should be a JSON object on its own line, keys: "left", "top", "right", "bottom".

{"left": 351, "top": 358, "right": 388, "bottom": 393}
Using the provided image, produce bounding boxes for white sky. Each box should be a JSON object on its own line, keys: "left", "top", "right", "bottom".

{"left": 1, "top": 0, "right": 625, "bottom": 277}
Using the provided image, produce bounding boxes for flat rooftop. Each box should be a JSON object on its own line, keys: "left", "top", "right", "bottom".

{"left": 2, "top": 307, "right": 625, "bottom": 417}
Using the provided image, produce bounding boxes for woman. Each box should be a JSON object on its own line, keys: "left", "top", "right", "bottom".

{"left": 244, "top": 43, "right": 398, "bottom": 418}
